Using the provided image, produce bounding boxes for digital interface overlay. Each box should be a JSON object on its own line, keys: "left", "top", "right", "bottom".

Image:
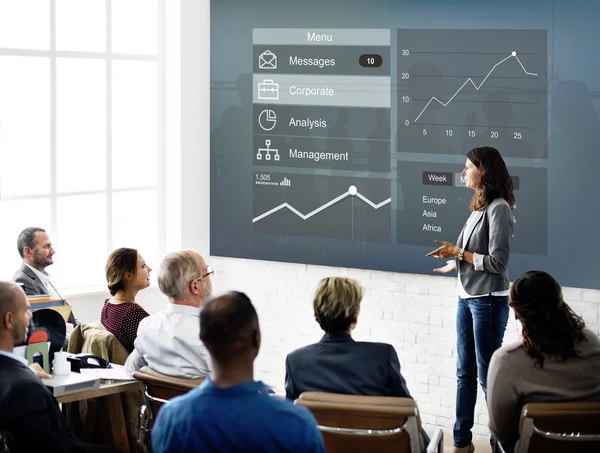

{"left": 210, "top": 0, "right": 600, "bottom": 290}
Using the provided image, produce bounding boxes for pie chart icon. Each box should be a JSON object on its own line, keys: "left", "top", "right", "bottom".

{"left": 258, "top": 109, "right": 277, "bottom": 131}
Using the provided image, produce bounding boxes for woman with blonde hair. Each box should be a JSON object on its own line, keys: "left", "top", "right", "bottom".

{"left": 286, "top": 276, "right": 412, "bottom": 399}
{"left": 285, "top": 276, "right": 429, "bottom": 446}
{"left": 100, "top": 248, "right": 151, "bottom": 352}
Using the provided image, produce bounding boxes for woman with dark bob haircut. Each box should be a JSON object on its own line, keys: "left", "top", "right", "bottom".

{"left": 427, "top": 146, "right": 515, "bottom": 453}
{"left": 487, "top": 271, "right": 600, "bottom": 452}
{"left": 100, "top": 247, "right": 152, "bottom": 352}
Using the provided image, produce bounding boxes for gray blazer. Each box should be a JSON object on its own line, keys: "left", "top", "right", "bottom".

{"left": 13, "top": 263, "right": 48, "bottom": 296}
{"left": 457, "top": 197, "right": 514, "bottom": 295}
{"left": 12, "top": 263, "right": 76, "bottom": 325}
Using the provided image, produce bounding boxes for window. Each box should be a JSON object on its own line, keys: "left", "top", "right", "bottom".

{"left": 0, "top": 0, "right": 166, "bottom": 292}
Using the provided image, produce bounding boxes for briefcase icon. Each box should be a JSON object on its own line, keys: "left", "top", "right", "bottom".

{"left": 258, "top": 79, "right": 279, "bottom": 100}
{"left": 259, "top": 50, "right": 277, "bottom": 70}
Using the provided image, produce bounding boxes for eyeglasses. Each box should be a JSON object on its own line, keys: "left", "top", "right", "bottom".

{"left": 193, "top": 265, "right": 214, "bottom": 283}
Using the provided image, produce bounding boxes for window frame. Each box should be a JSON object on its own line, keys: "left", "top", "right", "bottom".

{"left": 0, "top": 0, "right": 167, "bottom": 292}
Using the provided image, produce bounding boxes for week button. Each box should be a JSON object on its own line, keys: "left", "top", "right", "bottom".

{"left": 422, "top": 171, "right": 453, "bottom": 186}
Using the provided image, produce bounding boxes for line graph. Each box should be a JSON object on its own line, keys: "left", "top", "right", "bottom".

{"left": 396, "top": 29, "right": 548, "bottom": 158}
{"left": 253, "top": 173, "right": 391, "bottom": 242}
{"left": 253, "top": 186, "right": 391, "bottom": 223}
{"left": 414, "top": 52, "right": 538, "bottom": 122}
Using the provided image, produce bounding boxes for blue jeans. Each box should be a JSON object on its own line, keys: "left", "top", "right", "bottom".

{"left": 453, "top": 296, "right": 509, "bottom": 448}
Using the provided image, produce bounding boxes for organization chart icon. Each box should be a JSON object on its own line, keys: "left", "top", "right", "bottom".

{"left": 256, "top": 139, "right": 280, "bottom": 161}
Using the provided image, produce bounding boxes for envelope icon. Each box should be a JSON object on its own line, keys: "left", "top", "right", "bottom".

{"left": 259, "top": 50, "right": 277, "bottom": 70}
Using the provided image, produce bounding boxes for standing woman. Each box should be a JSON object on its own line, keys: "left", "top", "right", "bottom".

{"left": 426, "top": 146, "right": 515, "bottom": 453}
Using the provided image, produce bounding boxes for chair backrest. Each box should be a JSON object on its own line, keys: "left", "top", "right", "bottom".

{"left": 516, "top": 402, "right": 600, "bottom": 453}
{"left": 133, "top": 366, "right": 204, "bottom": 418}
{"left": 296, "top": 392, "right": 423, "bottom": 453}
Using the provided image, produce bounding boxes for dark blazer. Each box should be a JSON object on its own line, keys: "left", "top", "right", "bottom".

{"left": 0, "top": 354, "right": 86, "bottom": 452}
{"left": 285, "top": 333, "right": 411, "bottom": 401}
{"left": 12, "top": 263, "right": 76, "bottom": 325}
{"left": 285, "top": 334, "right": 430, "bottom": 447}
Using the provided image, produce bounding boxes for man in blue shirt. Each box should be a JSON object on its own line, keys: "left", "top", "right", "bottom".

{"left": 151, "top": 291, "right": 325, "bottom": 453}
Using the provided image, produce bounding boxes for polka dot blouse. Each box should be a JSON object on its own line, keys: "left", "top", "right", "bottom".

{"left": 100, "top": 299, "right": 150, "bottom": 353}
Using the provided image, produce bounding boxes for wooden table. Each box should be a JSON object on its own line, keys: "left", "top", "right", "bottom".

{"left": 58, "top": 380, "right": 140, "bottom": 453}
{"left": 57, "top": 380, "right": 138, "bottom": 404}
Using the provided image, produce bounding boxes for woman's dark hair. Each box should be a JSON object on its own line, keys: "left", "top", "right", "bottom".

{"left": 105, "top": 248, "right": 138, "bottom": 296}
{"left": 466, "top": 146, "right": 515, "bottom": 210}
{"left": 509, "top": 270, "right": 586, "bottom": 367}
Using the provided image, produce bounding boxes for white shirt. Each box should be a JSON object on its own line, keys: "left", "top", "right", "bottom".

{"left": 0, "top": 349, "right": 29, "bottom": 367}
{"left": 456, "top": 212, "right": 510, "bottom": 299}
{"left": 125, "top": 303, "right": 211, "bottom": 379}
{"left": 26, "top": 264, "right": 63, "bottom": 300}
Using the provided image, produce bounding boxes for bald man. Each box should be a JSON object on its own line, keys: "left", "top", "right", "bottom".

{"left": 0, "top": 281, "right": 116, "bottom": 453}
{"left": 151, "top": 291, "right": 325, "bottom": 453}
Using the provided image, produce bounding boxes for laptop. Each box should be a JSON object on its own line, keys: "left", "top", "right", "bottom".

{"left": 42, "top": 372, "right": 101, "bottom": 397}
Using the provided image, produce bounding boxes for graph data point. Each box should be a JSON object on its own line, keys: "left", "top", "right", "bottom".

{"left": 349, "top": 185, "right": 358, "bottom": 196}
{"left": 511, "top": 51, "right": 517, "bottom": 56}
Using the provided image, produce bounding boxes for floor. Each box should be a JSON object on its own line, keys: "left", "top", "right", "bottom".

{"left": 443, "top": 435, "right": 493, "bottom": 453}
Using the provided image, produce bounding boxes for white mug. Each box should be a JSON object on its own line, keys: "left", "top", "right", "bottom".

{"left": 53, "top": 351, "right": 71, "bottom": 375}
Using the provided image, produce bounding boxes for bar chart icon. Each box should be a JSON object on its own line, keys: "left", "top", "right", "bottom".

{"left": 280, "top": 177, "right": 291, "bottom": 187}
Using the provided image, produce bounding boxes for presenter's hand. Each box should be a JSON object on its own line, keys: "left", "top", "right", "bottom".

{"left": 426, "top": 240, "right": 460, "bottom": 259}
{"left": 433, "top": 260, "right": 457, "bottom": 274}
{"left": 29, "top": 363, "right": 52, "bottom": 379}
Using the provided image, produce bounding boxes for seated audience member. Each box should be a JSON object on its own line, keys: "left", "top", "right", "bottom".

{"left": 101, "top": 248, "right": 151, "bottom": 353}
{"left": 0, "top": 281, "right": 117, "bottom": 453}
{"left": 488, "top": 270, "right": 600, "bottom": 452}
{"left": 151, "top": 291, "right": 325, "bottom": 453}
{"left": 285, "top": 277, "right": 413, "bottom": 400}
{"left": 12, "top": 226, "right": 77, "bottom": 326}
{"left": 125, "top": 250, "right": 212, "bottom": 378}
{"left": 286, "top": 277, "right": 430, "bottom": 447}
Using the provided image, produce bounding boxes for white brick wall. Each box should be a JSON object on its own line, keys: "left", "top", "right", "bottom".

{"left": 210, "top": 256, "right": 600, "bottom": 441}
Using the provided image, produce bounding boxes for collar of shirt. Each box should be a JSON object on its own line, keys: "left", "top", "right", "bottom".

{"left": 26, "top": 263, "right": 50, "bottom": 285}
{"left": 201, "top": 378, "right": 270, "bottom": 397}
{"left": 0, "top": 348, "right": 29, "bottom": 367}
{"left": 165, "top": 303, "right": 201, "bottom": 317}
{"left": 319, "top": 332, "right": 354, "bottom": 343}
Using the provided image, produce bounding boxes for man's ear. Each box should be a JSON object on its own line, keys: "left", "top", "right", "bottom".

{"left": 253, "top": 329, "right": 261, "bottom": 351}
{"left": 2, "top": 312, "right": 12, "bottom": 330}
{"left": 189, "top": 280, "right": 201, "bottom": 296}
{"left": 23, "top": 246, "right": 32, "bottom": 258}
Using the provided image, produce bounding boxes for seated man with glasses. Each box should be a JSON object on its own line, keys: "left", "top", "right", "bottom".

{"left": 125, "top": 250, "right": 214, "bottom": 378}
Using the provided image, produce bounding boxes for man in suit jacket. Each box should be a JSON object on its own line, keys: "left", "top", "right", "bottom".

{"left": 12, "top": 227, "right": 76, "bottom": 325}
{"left": 285, "top": 277, "right": 429, "bottom": 446}
{"left": 286, "top": 332, "right": 411, "bottom": 400}
{"left": 0, "top": 281, "right": 115, "bottom": 453}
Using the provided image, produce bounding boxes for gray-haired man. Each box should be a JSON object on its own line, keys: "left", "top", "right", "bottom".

{"left": 125, "top": 250, "right": 212, "bottom": 378}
